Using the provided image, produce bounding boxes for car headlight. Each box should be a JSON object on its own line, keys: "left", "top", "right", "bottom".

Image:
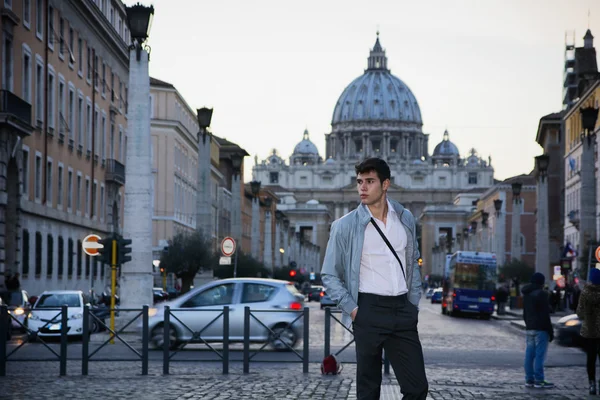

{"left": 148, "top": 308, "right": 158, "bottom": 318}
{"left": 28, "top": 313, "right": 39, "bottom": 320}
{"left": 565, "top": 319, "right": 580, "bottom": 327}
{"left": 13, "top": 308, "right": 24, "bottom": 316}
{"left": 71, "top": 313, "right": 83, "bottom": 320}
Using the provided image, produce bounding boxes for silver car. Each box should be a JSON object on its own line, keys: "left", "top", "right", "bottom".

{"left": 144, "top": 278, "right": 305, "bottom": 351}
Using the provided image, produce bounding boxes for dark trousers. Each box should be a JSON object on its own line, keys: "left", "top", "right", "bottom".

{"left": 353, "top": 292, "right": 428, "bottom": 400}
{"left": 584, "top": 337, "right": 600, "bottom": 381}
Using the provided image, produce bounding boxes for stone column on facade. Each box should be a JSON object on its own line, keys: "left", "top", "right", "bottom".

{"left": 121, "top": 46, "right": 153, "bottom": 308}
{"left": 344, "top": 133, "right": 350, "bottom": 159}
{"left": 382, "top": 132, "right": 389, "bottom": 159}
{"left": 535, "top": 155, "right": 550, "bottom": 277}
{"left": 330, "top": 135, "right": 336, "bottom": 159}
{"left": 274, "top": 218, "right": 281, "bottom": 269}
{"left": 361, "top": 133, "right": 368, "bottom": 157}
{"left": 251, "top": 197, "right": 260, "bottom": 259}
{"left": 580, "top": 127, "right": 597, "bottom": 280}
{"left": 231, "top": 173, "right": 241, "bottom": 243}
{"left": 493, "top": 199, "right": 506, "bottom": 267}
{"left": 263, "top": 207, "right": 273, "bottom": 273}
{"left": 481, "top": 212, "right": 489, "bottom": 253}
{"left": 335, "top": 204, "right": 341, "bottom": 220}
{"left": 282, "top": 222, "right": 290, "bottom": 266}
{"left": 295, "top": 232, "right": 301, "bottom": 268}
{"left": 511, "top": 183, "right": 522, "bottom": 262}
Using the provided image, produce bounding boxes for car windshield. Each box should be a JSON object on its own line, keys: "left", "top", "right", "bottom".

{"left": 0, "top": 291, "right": 22, "bottom": 306}
{"left": 36, "top": 293, "right": 81, "bottom": 308}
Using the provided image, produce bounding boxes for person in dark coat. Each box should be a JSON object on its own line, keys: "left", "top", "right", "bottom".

{"left": 577, "top": 268, "right": 600, "bottom": 395}
{"left": 522, "top": 272, "right": 554, "bottom": 389}
{"left": 5, "top": 272, "right": 20, "bottom": 291}
{"left": 496, "top": 285, "right": 509, "bottom": 315}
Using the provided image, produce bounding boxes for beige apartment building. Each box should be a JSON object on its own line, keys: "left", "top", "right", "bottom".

{"left": 150, "top": 77, "right": 225, "bottom": 262}
{"left": 0, "top": 0, "right": 131, "bottom": 295}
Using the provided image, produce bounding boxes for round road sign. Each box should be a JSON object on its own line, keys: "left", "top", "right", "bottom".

{"left": 221, "top": 237, "right": 236, "bottom": 256}
{"left": 82, "top": 234, "right": 103, "bottom": 256}
{"left": 595, "top": 246, "right": 600, "bottom": 263}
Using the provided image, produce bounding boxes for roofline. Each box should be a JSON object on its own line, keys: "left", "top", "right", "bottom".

{"left": 564, "top": 79, "right": 600, "bottom": 120}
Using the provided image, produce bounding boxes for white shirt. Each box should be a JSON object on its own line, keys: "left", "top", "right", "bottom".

{"left": 359, "top": 200, "right": 409, "bottom": 296}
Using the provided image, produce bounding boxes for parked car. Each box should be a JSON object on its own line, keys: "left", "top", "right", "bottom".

{"left": 307, "top": 286, "right": 324, "bottom": 302}
{"left": 153, "top": 288, "right": 169, "bottom": 304}
{"left": 555, "top": 313, "right": 583, "bottom": 347}
{"left": 431, "top": 288, "right": 443, "bottom": 304}
{"left": 28, "top": 290, "right": 88, "bottom": 337}
{"left": 320, "top": 291, "right": 337, "bottom": 310}
{"left": 0, "top": 290, "right": 31, "bottom": 332}
{"left": 425, "top": 288, "right": 435, "bottom": 299}
{"left": 143, "top": 278, "right": 305, "bottom": 351}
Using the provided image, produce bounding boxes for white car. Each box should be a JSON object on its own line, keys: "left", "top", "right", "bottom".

{"left": 28, "top": 290, "right": 87, "bottom": 337}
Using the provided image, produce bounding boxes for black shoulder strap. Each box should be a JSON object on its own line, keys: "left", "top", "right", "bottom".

{"left": 370, "top": 217, "right": 406, "bottom": 280}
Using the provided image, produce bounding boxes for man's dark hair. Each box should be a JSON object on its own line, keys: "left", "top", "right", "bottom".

{"left": 355, "top": 158, "right": 391, "bottom": 183}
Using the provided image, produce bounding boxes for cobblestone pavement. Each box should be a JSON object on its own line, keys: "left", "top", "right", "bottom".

{"left": 0, "top": 361, "right": 593, "bottom": 399}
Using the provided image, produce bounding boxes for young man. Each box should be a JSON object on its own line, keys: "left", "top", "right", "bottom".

{"left": 522, "top": 272, "right": 555, "bottom": 389}
{"left": 321, "top": 157, "right": 428, "bottom": 400}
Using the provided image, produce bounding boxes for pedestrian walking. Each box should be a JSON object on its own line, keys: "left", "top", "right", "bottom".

{"left": 321, "top": 157, "right": 428, "bottom": 400}
{"left": 576, "top": 268, "right": 600, "bottom": 395}
{"left": 522, "top": 272, "right": 555, "bottom": 389}
{"left": 496, "top": 285, "right": 509, "bottom": 315}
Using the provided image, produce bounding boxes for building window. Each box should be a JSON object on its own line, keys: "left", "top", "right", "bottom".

{"left": 47, "top": 234, "right": 53, "bottom": 277}
{"left": 94, "top": 110, "right": 99, "bottom": 156}
{"left": 100, "top": 185, "right": 105, "bottom": 220}
{"left": 94, "top": 55, "right": 98, "bottom": 89}
{"left": 68, "top": 238, "right": 73, "bottom": 278}
{"left": 57, "top": 165, "right": 63, "bottom": 207}
{"left": 110, "top": 122, "right": 115, "bottom": 158}
{"left": 47, "top": 5, "right": 54, "bottom": 51}
{"left": 22, "top": 49, "right": 31, "bottom": 102}
{"left": 59, "top": 17, "right": 64, "bottom": 58}
{"left": 36, "top": 0, "right": 43, "bottom": 39}
{"left": 468, "top": 172, "right": 478, "bottom": 185}
{"left": 76, "top": 174, "right": 81, "bottom": 212}
{"left": 23, "top": 0, "right": 31, "bottom": 29}
{"left": 35, "top": 231, "right": 42, "bottom": 277}
{"left": 67, "top": 170, "right": 72, "bottom": 209}
{"left": 119, "top": 128, "right": 123, "bottom": 162}
{"left": 101, "top": 115, "right": 106, "bottom": 160}
{"left": 68, "top": 28, "right": 74, "bottom": 68}
{"left": 77, "top": 239, "right": 82, "bottom": 277}
{"left": 269, "top": 172, "right": 279, "bottom": 184}
{"left": 47, "top": 71, "right": 55, "bottom": 129}
{"left": 34, "top": 154, "right": 41, "bottom": 200}
{"left": 86, "top": 46, "right": 91, "bottom": 81}
{"left": 46, "top": 159, "right": 52, "bottom": 205}
{"left": 438, "top": 176, "right": 447, "bottom": 186}
{"left": 2, "top": 32, "right": 14, "bottom": 91}
{"left": 35, "top": 62, "right": 43, "bottom": 123}
{"left": 58, "top": 80, "right": 65, "bottom": 136}
{"left": 78, "top": 96, "right": 84, "bottom": 148}
{"left": 68, "top": 88, "right": 75, "bottom": 142}
{"left": 101, "top": 63, "right": 106, "bottom": 96}
{"left": 111, "top": 72, "right": 115, "bottom": 102}
{"left": 22, "top": 149, "right": 29, "bottom": 196}
{"left": 77, "top": 37, "right": 83, "bottom": 75}
{"left": 57, "top": 236, "right": 64, "bottom": 277}
{"left": 22, "top": 229, "right": 30, "bottom": 276}
{"left": 85, "top": 178, "right": 90, "bottom": 216}
{"left": 86, "top": 103, "right": 92, "bottom": 152}
{"left": 300, "top": 176, "right": 308, "bottom": 184}
{"left": 92, "top": 181, "right": 97, "bottom": 217}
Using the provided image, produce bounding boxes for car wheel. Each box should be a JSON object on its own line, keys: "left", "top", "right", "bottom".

{"left": 269, "top": 324, "right": 297, "bottom": 352}
{"left": 150, "top": 324, "right": 179, "bottom": 350}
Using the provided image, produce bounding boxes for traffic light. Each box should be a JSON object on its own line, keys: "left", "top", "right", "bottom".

{"left": 418, "top": 258, "right": 423, "bottom": 267}
{"left": 117, "top": 236, "right": 132, "bottom": 265}
{"left": 98, "top": 235, "right": 115, "bottom": 265}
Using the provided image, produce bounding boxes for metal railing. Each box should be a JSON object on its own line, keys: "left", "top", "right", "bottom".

{"left": 0, "top": 89, "right": 32, "bottom": 124}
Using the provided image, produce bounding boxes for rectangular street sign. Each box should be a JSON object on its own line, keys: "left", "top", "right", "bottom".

{"left": 219, "top": 256, "right": 232, "bottom": 265}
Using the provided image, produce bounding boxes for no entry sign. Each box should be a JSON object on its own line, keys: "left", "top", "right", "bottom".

{"left": 221, "top": 237, "right": 236, "bottom": 257}
{"left": 82, "top": 234, "right": 103, "bottom": 256}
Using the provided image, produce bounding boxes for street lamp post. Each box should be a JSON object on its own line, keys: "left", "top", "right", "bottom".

{"left": 463, "top": 228, "right": 469, "bottom": 253}
{"left": 470, "top": 221, "right": 478, "bottom": 251}
{"left": 196, "top": 107, "right": 214, "bottom": 240}
{"left": 535, "top": 154, "right": 550, "bottom": 277}
{"left": 263, "top": 197, "right": 273, "bottom": 274}
{"left": 121, "top": 2, "right": 154, "bottom": 309}
{"left": 250, "top": 180, "right": 261, "bottom": 259}
{"left": 230, "top": 154, "right": 243, "bottom": 243}
{"left": 456, "top": 232, "right": 462, "bottom": 251}
{"left": 580, "top": 106, "right": 599, "bottom": 281}
{"left": 494, "top": 198, "right": 505, "bottom": 267}
{"left": 481, "top": 212, "right": 489, "bottom": 252}
{"left": 511, "top": 182, "right": 523, "bottom": 262}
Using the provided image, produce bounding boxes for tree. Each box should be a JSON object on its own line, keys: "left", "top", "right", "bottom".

{"left": 159, "top": 231, "right": 215, "bottom": 294}
{"left": 499, "top": 259, "right": 534, "bottom": 294}
{"left": 213, "top": 252, "right": 270, "bottom": 279}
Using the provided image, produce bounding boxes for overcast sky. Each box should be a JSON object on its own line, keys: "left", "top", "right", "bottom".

{"left": 125, "top": 0, "right": 599, "bottom": 181}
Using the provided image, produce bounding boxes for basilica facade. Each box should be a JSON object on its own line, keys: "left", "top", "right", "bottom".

{"left": 253, "top": 35, "right": 494, "bottom": 270}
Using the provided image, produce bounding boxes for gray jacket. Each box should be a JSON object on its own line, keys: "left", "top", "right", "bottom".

{"left": 321, "top": 198, "right": 423, "bottom": 329}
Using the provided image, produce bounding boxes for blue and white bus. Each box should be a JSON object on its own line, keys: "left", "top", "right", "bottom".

{"left": 442, "top": 251, "right": 497, "bottom": 319}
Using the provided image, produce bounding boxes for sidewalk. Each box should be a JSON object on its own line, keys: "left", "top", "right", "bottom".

{"left": 491, "top": 307, "right": 571, "bottom": 330}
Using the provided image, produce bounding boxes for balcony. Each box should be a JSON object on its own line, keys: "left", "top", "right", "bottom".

{"left": 0, "top": 90, "right": 33, "bottom": 136}
{"left": 105, "top": 159, "right": 126, "bottom": 186}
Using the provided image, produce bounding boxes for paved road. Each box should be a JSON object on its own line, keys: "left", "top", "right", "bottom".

{"left": 2, "top": 297, "right": 592, "bottom": 399}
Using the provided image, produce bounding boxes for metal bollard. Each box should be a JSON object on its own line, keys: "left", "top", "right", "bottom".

{"left": 60, "top": 305, "right": 68, "bottom": 376}
{"left": 82, "top": 305, "right": 89, "bottom": 375}
{"left": 303, "top": 307, "right": 309, "bottom": 373}
{"left": 142, "top": 305, "right": 149, "bottom": 375}
{"left": 243, "top": 306, "right": 250, "bottom": 374}
{"left": 223, "top": 306, "right": 229, "bottom": 375}
{"left": 163, "top": 306, "right": 170, "bottom": 375}
{"left": 0, "top": 305, "right": 7, "bottom": 377}
{"left": 324, "top": 307, "right": 331, "bottom": 357}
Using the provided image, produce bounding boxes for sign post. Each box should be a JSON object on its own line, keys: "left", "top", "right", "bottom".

{"left": 221, "top": 237, "right": 237, "bottom": 278}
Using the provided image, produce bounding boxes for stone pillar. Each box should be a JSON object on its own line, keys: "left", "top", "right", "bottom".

{"left": 283, "top": 227, "right": 290, "bottom": 266}
{"left": 121, "top": 47, "right": 153, "bottom": 308}
{"left": 581, "top": 135, "right": 597, "bottom": 277}
{"left": 335, "top": 204, "right": 341, "bottom": 220}
{"left": 362, "top": 133, "right": 368, "bottom": 157}
{"left": 511, "top": 196, "right": 522, "bottom": 262}
{"left": 344, "top": 133, "right": 350, "bottom": 159}
{"left": 263, "top": 210, "right": 273, "bottom": 271}
{"left": 251, "top": 198, "right": 260, "bottom": 259}
{"left": 495, "top": 210, "right": 506, "bottom": 267}
{"left": 295, "top": 232, "right": 301, "bottom": 267}
{"left": 196, "top": 130, "right": 212, "bottom": 237}
{"left": 231, "top": 173, "right": 241, "bottom": 243}
{"left": 274, "top": 220, "right": 281, "bottom": 268}
{"left": 343, "top": 203, "right": 349, "bottom": 215}
{"left": 535, "top": 172, "right": 549, "bottom": 276}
